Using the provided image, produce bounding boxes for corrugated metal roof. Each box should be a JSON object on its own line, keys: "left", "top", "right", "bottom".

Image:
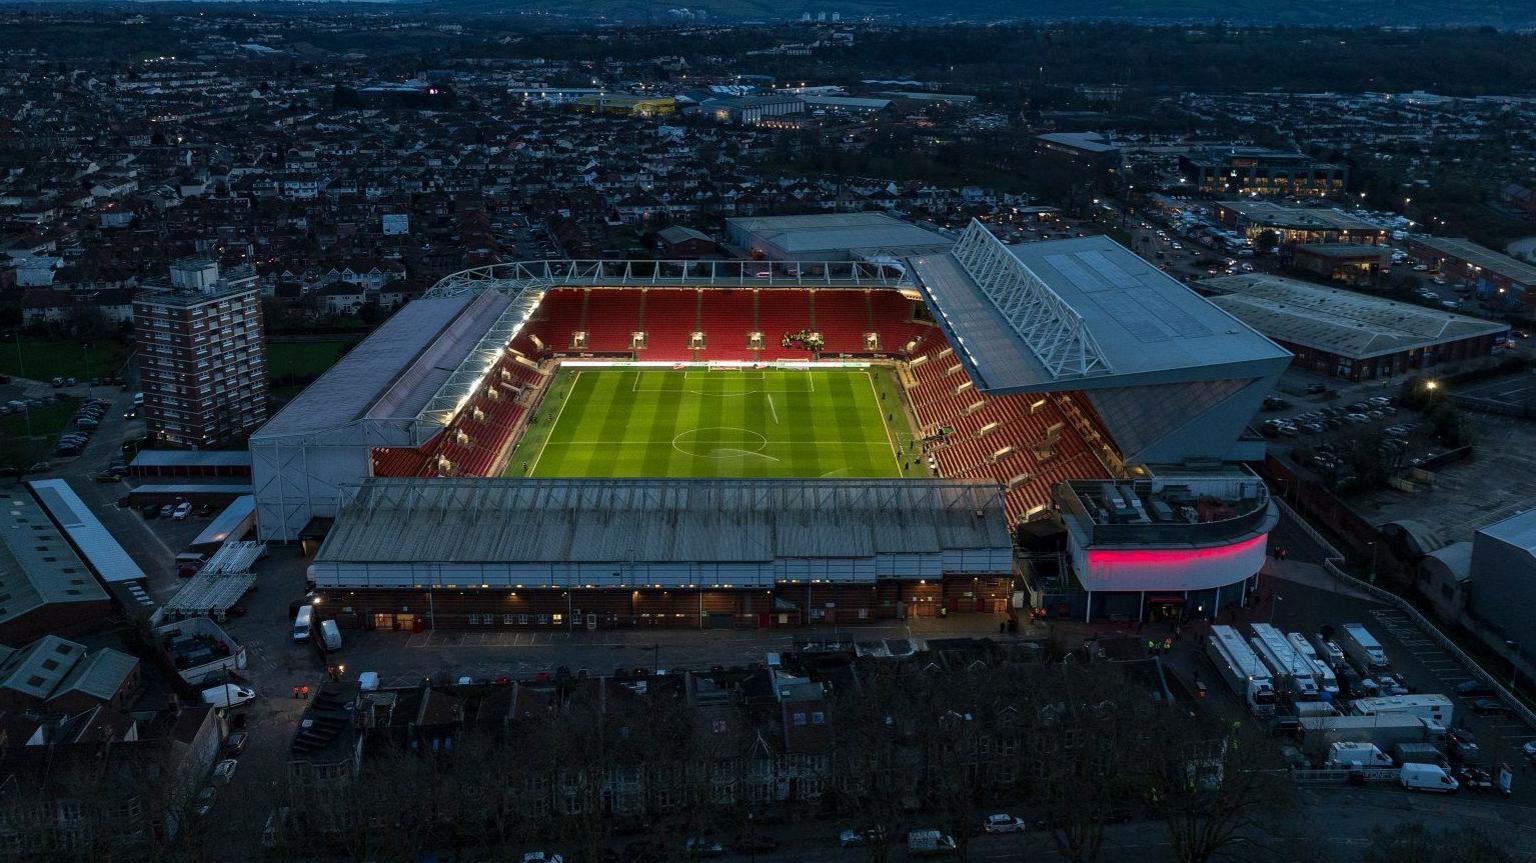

{"left": 191, "top": 495, "right": 256, "bottom": 548}
{"left": 728, "top": 213, "right": 952, "bottom": 255}
{"left": 253, "top": 293, "right": 509, "bottom": 439}
{"left": 27, "top": 480, "right": 146, "bottom": 584}
{"left": 130, "top": 451, "right": 252, "bottom": 468}
{"left": 51, "top": 647, "right": 137, "bottom": 702}
{"left": 317, "top": 478, "right": 1009, "bottom": 565}
{"left": 1479, "top": 508, "right": 1536, "bottom": 551}
{"left": 1204, "top": 274, "right": 1506, "bottom": 360}
{"left": 0, "top": 636, "right": 84, "bottom": 700}
{"left": 910, "top": 235, "right": 1290, "bottom": 393}
{"left": 0, "top": 487, "right": 109, "bottom": 625}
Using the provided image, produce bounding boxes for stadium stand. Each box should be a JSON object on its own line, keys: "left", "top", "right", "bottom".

{"left": 522, "top": 287, "right": 585, "bottom": 353}
{"left": 756, "top": 289, "right": 815, "bottom": 359}
{"left": 813, "top": 290, "right": 873, "bottom": 353}
{"left": 697, "top": 289, "right": 759, "bottom": 361}
{"left": 582, "top": 288, "right": 644, "bottom": 352}
{"left": 638, "top": 289, "right": 699, "bottom": 360}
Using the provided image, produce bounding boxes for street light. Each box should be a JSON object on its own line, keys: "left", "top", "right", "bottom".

{"left": 1367, "top": 541, "right": 1379, "bottom": 584}
{"left": 1268, "top": 594, "right": 1283, "bottom": 626}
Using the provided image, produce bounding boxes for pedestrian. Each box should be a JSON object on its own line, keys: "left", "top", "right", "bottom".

{"left": 999, "top": 620, "right": 1007, "bottom": 635}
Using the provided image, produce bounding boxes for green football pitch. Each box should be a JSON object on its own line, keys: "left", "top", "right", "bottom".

{"left": 512, "top": 368, "right": 909, "bottom": 479}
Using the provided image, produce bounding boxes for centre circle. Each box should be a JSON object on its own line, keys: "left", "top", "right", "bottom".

{"left": 672, "top": 427, "right": 768, "bottom": 459}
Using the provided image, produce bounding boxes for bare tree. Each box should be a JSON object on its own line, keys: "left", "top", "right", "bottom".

{"left": 1142, "top": 719, "right": 1297, "bottom": 863}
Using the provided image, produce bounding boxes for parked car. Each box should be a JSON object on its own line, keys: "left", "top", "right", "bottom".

{"left": 141, "top": 504, "right": 159, "bottom": 519}
{"left": 211, "top": 758, "right": 239, "bottom": 787}
{"left": 1470, "top": 698, "right": 1511, "bottom": 717}
{"left": 172, "top": 501, "right": 193, "bottom": 520}
{"left": 522, "top": 853, "right": 563, "bottom": 863}
{"left": 224, "top": 730, "right": 248, "bottom": 756}
{"left": 1453, "top": 680, "right": 1496, "bottom": 698}
{"left": 684, "top": 838, "right": 724, "bottom": 858}
{"left": 983, "top": 814, "right": 1027, "bottom": 834}
{"left": 159, "top": 504, "right": 176, "bottom": 518}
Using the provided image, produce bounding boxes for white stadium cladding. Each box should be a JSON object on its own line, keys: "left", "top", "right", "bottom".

{"left": 255, "top": 218, "right": 1289, "bottom": 620}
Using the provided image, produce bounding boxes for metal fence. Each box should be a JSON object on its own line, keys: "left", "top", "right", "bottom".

{"left": 1290, "top": 766, "right": 1399, "bottom": 785}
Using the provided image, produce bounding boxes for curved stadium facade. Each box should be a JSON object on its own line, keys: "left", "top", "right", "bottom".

{"left": 252, "top": 220, "right": 1289, "bottom": 629}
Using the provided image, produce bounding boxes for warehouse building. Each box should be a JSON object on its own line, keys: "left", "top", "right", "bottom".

{"left": 574, "top": 94, "right": 676, "bottom": 117}
{"left": 1402, "top": 235, "right": 1536, "bottom": 313}
{"left": 1213, "top": 202, "right": 1387, "bottom": 246}
{"left": 0, "top": 487, "right": 113, "bottom": 643}
{"left": 1179, "top": 147, "right": 1347, "bottom": 197}
{"left": 309, "top": 478, "right": 1014, "bottom": 630}
{"left": 1203, "top": 274, "right": 1507, "bottom": 380}
{"left": 1033, "top": 132, "right": 1122, "bottom": 190}
{"left": 1290, "top": 243, "right": 1391, "bottom": 284}
{"left": 725, "top": 212, "right": 953, "bottom": 262}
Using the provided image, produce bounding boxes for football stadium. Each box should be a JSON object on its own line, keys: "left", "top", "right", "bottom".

{"left": 252, "top": 218, "right": 1290, "bottom": 630}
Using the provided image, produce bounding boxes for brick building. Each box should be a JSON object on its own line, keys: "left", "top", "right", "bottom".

{"left": 133, "top": 258, "right": 268, "bottom": 448}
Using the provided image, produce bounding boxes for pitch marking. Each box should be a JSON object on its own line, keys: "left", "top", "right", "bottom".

{"left": 767, "top": 393, "right": 779, "bottom": 424}
{"left": 671, "top": 427, "right": 780, "bottom": 461}
{"left": 527, "top": 370, "right": 578, "bottom": 475}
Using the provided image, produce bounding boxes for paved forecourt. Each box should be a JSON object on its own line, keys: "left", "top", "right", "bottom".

{"left": 522, "top": 367, "right": 902, "bottom": 479}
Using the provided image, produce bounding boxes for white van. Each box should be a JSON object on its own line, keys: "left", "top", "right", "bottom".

{"left": 292, "top": 605, "right": 313, "bottom": 643}
{"left": 320, "top": 619, "right": 342, "bottom": 651}
{"left": 1400, "top": 762, "right": 1458, "bottom": 793}
{"left": 1326, "top": 741, "right": 1392, "bottom": 769}
{"left": 201, "top": 683, "right": 256, "bottom": 709}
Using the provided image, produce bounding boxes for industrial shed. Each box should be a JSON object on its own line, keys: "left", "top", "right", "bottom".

{"left": 1203, "top": 274, "right": 1507, "bottom": 380}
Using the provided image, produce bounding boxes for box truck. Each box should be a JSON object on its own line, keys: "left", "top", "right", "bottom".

{"left": 1206, "top": 625, "right": 1277, "bottom": 717}
{"left": 1248, "top": 623, "right": 1320, "bottom": 699}
{"left": 1339, "top": 623, "right": 1389, "bottom": 672}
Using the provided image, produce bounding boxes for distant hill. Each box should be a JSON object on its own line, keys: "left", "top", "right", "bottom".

{"left": 425, "top": 0, "right": 1534, "bottom": 27}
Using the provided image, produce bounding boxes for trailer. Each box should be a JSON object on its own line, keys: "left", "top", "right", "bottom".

{"left": 1349, "top": 694, "right": 1454, "bottom": 726}
{"left": 1287, "top": 632, "right": 1340, "bottom": 696}
{"left": 1298, "top": 714, "right": 1447, "bottom": 758}
{"left": 1339, "top": 623, "right": 1389, "bottom": 673}
{"left": 1206, "top": 624, "right": 1277, "bottom": 717}
{"left": 1249, "top": 623, "right": 1321, "bottom": 699}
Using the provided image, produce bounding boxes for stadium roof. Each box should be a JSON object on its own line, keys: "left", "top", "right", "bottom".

{"left": 27, "top": 479, "right": 145, "bottom": 584}
{"left": 0, "top": 487, "right": 109, "bottom": 627}
{"left": 909, "top": 221, "right": 1291, "bottom": 394}
{"left": 1215, "top": 201, "right": 1384, "bottom": 233}
{"left": 727, "top": 213, "right": 953, "bottom": 256}
{"left": 254, "top": 291, "right": 512, "bottom": 439}
{"left": 1203, "top": 274, "right": 1507, "bottom": 360}
{"left": 318, "top": 477, "right": 1009, "bottom": 565}
{"left": 1412, "top": 236, "right": 1536, "bottom": 286}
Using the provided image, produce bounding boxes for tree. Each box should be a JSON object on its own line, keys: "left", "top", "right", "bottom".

{"left": 1255, "top": 229, "right": 1281, "bottom": 255}
{"left": 1143, "top": 720, "right": 1298, "bottom": 863}
{"left": 1362, "top": 824, "right": 1514, "bottom": 863}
